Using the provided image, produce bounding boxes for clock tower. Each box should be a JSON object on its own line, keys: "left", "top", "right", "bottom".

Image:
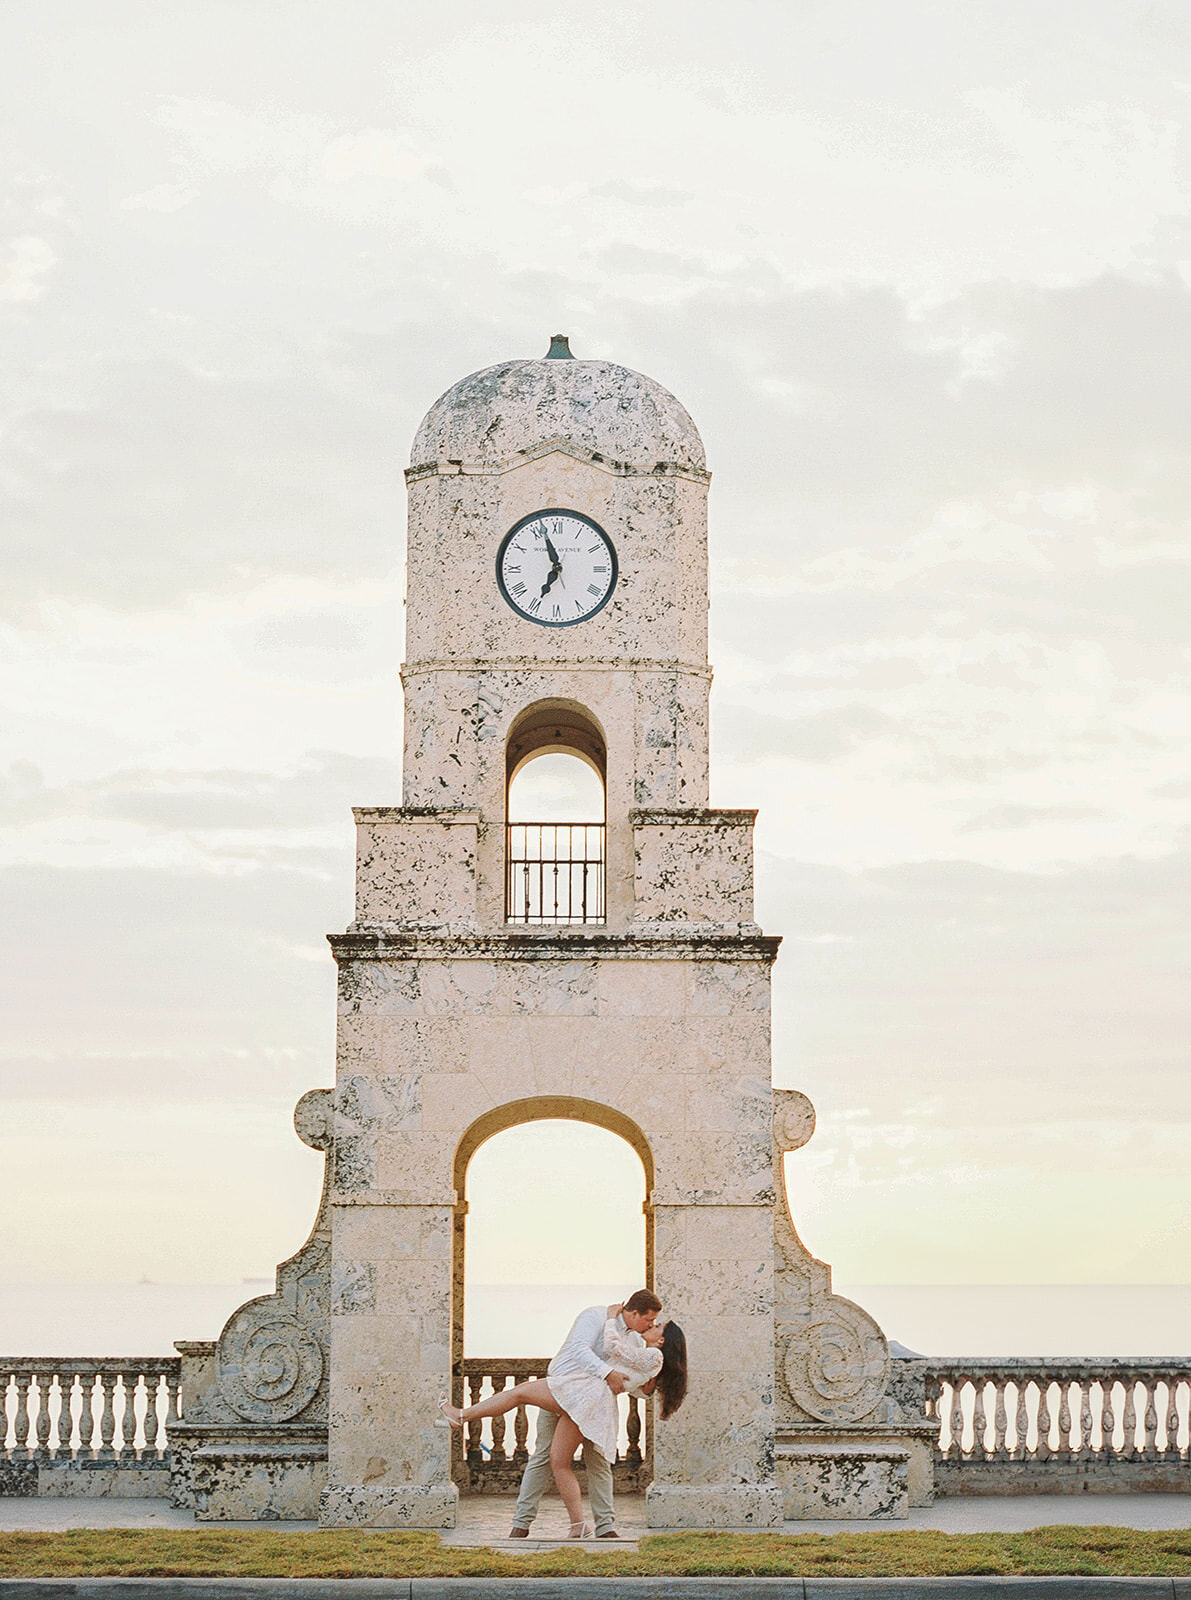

{"left": 321, "top": 335, "right": 783, "bottom": 1528}
{"left": 169, "top": 337, "right": 932, "bottom": 1530}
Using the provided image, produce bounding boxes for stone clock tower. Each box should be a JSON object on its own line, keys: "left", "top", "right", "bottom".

{"left": 323, "top": 335, "right": 783, "bottom": 1529}
{"left": 169, "top": 337, "right": 934, "bottom": 1530}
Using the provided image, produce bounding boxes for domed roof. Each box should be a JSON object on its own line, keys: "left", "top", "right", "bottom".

{"left": 410, "top": 336, "right": 706, "bottom": 474}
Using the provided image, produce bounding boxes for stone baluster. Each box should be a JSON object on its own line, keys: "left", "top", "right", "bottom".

{"left": 972, "top": 1380, "right": 989, "bottom": 1459}
{"left": 488, "top": 1375, "right": 508, "bottom": 1464}
{"left": 1057, "top": 1380, "right": 1073, "bottom": 1462}
{"left": 120, "top": 1372, "right": 139, "bottom": 1462}
{"left": 993, "top": 1374, "right": 1008, "bottom": 1458}
{"left": 1079, "top": 1380, "right": 1094, "bottom": 1461}
{"left": 465, "top": 1374, "right": 484, "bottom": 1468}
{"left": 56, "top": 1371, "right": 76, "bottom": 1459}
{"left": 1142, "top": 1376, "right": 1159, "bottom": 1459}
{"left": 77, "top": 1373, "right": 96, "bottom": 1461}
{"left": 625, "top": 1395, "right": 643, "bottom": 1467}
{"left": 33, "top": 1375, "right": 52, "bottom": 1461}
{"left": 165, "top": 1369, "right": 182, "bottom": 1438}
{"left": 11, "top": 1373, "right": 32, "bottom": 1461}
{"left": 1014, "top": 1380, "right": 1029, "bottom": 1458}
{"left": 1121, "top": 1379, "right": 1138, "bottom": 1458}
{"left": 512, "top": 1393, "right": 530, "bottom": 1465}
{"left": 96, "top": 1372, "right": 118, "bottom": 1461}
{"left": 1101, "top": 1378, "right": 1116, "bottom": 1458}
{"left": 142, "top": 1374, "right": 161, "bottom": 1462}
{"left": 949, "top": 1379, "right": 965, "bottom": 1458}
{"left": 1163, "top": 1379, "right": 1180, "bottom": 1458}
{"left": 1036, "top": 1381, "right": 1052, "bottom": 1460}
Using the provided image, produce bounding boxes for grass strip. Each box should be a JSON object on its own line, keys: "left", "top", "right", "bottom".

{"left": 2, "top": 1525, "right": 1191, "bottom": 1580}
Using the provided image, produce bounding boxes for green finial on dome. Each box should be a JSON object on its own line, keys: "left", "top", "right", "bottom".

{"left": 544, "top": 333, "right": 574, "bottom": 359}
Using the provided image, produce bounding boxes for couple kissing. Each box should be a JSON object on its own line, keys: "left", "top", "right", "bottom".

{"left": 438, "top": 1290, "right": 687, "bottom": 1538}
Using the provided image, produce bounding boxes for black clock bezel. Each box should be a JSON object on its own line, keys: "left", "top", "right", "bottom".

{"left": 495, "top": 508, "right": 618, "bottom": 627}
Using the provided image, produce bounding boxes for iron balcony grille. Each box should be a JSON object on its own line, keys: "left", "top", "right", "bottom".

{"left": 505, "top": 823, "right": 606, "bottom": 925}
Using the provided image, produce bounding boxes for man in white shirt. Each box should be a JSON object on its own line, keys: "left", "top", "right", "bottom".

{"left": 508, "top": 1288, "right": 662, "bottom": 1539}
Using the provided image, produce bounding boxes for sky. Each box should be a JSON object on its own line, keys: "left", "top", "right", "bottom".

{"left": 2, "top": 0, "right": 1190, "bottom": 1299}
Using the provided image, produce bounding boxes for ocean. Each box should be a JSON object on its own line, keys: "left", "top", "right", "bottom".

{"left": 2, "top": 1281, "right": 1189, "bottom": 1359}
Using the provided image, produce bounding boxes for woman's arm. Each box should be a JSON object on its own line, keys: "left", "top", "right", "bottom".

{"left": 602, "top": 1319, "right": 663, "bottom": 1384}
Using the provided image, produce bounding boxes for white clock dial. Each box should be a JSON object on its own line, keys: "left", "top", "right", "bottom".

{"left": 496, "top": 509, "right": 618, "bottom": 627}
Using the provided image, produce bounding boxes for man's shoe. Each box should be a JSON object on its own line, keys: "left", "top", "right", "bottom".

{"left": 509, "top": 1527, "right": 529, "bottom": 1539}
{"left": 596, "top": 1530, "right": 620, "bottom": 1539}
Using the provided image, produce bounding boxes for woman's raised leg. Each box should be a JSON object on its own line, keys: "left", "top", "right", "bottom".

{"left": 549, "top": 1413, "right": 589, "bottom": 1534}
{"left": 439, "top": 1377, "right": 562, "bottom": 1428}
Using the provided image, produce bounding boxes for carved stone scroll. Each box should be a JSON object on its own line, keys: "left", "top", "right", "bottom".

{"left": 214, "top": 1088, "right": 333, "bottom": 1427}
{"left": 772, "top": 1087, "right": 890, "bottom": 1427}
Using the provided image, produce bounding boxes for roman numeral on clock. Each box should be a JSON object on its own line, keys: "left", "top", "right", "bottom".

{"left": 511, "top": 582, "right": 526, "bottom": 597}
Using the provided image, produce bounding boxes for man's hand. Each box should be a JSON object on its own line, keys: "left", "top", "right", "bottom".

{"left": 605, "top": 1372, "right": 627, "bottom": 1395}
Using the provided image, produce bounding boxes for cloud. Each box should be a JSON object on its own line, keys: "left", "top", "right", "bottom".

{"left": 959, "top": 802, "right": 1105, "bottom": 832}
{"left": 0, "top": 751, "right": 398, "bottom": 835}
{"left": 0, "top": 235, "right": 56, "bottom": 302}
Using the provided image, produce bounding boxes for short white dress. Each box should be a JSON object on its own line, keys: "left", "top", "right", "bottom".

{"left": 547, "top": 1317, "right": 663, "bottom": 1463}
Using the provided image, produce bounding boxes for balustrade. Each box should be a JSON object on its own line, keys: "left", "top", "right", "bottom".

{"left": 455, "top": 1359, "right": 647, "bottom": 1495}
{"left": 925, "top": 1359, "right": 1191, "bottom": 1490}
{"left": 1, "top": 1360, "right": 181, "bottom": 1467}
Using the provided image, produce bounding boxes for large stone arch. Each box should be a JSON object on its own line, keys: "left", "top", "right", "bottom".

{"left": 449, "top": 1095, "right": 656, "bottom": 1381}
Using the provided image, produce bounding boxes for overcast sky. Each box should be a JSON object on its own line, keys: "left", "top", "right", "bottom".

{"left": 2, "top": 0, "right": 1189, "bottom": 1300}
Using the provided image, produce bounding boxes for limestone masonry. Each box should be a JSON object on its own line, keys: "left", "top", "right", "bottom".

{"left": 167, "top": 337, "right": 934, "bottom": 1527}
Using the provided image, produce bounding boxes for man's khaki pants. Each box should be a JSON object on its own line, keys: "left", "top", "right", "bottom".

{"left": 510, "top": 1410, "right": 615, "bottom": 1534}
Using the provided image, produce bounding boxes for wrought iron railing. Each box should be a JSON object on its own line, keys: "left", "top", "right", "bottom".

{"left": 505, "top": 823, "right": 605, "bottom": 925}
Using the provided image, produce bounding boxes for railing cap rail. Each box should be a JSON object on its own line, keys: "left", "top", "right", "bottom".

{"left": 0, "top": 1357, "right": 181, "bottom": 1372}
{"left": 925, "top": 1356, "right": 1191, "bottom": 1373}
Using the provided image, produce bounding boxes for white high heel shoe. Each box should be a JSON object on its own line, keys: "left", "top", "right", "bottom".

{"left": 434, "top": 1391, "right": 462, "bottom": 1429}
{"left": 567, "top": 1519, "right": 594, "bottom": 1539}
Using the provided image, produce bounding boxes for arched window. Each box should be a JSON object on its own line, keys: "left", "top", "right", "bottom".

{"left": 505, "top": 704, "right": 606, "bottom": 925}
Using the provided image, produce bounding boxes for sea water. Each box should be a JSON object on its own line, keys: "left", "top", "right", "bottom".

{"left": 2, "top": 1281, "right": 1189, "bottom": 1358}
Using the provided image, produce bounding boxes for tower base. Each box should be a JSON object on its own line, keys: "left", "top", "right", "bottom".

{"left": 645, "top": 1481, "right": 784, "bottom": 1528}
{"left": 318, "top": 1481, "right": 458, "bottom": 1528}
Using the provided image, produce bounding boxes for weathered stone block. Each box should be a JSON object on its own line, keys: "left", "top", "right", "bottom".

{"left": 631, "top": 808, "right": 757, "bottom": 928}
{"left": 645, "top": 1481, "right": 784, "bottom": 1527}
{"left": 353, "top": 809, "right": 480, "bottom": 932}
{"left": 319, "top": 1480, "right": 458, "bottom": 1528}
{"left": 777, "top": 1441, "right": 909, "bottom": 1520}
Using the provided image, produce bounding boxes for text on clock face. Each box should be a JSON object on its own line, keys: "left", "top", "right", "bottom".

{"left": 496, "top": 510, "right": 617, "bottom": 627}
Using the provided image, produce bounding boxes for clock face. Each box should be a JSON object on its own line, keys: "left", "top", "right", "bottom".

{"left": 496, "top": 509, "right": 618, "bottom": 627}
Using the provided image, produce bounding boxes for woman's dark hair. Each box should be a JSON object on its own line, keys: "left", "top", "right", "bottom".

{"left": 656, "top": 1321, "right": 687, "bottom": 1419}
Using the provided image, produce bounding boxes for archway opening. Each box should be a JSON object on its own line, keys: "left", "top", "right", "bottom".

{"left": 451, "top": 1099, "right": 653, "bottom": 1491}
{"left": 505, "top": 703, "right": 606, "bottom": 925}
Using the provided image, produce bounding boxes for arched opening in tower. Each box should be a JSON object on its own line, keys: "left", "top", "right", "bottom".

{"left": 505, "top": 702, "right": 606, "bottom": 925}
{"left": 451, "top": 1100, "right": 653, "bottom": 1491}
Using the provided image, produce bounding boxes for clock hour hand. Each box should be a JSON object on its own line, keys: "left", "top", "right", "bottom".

{"left": 540, "top": 529, "right": 563, "bottom": 596}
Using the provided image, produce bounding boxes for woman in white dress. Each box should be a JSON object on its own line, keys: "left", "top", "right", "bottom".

{"left": 438, "top": 1307, "right": 688, "bottom": 1537}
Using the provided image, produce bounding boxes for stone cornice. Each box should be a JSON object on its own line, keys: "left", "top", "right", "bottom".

{"left": 630, "top": 807, "right": 759, "bottom": 826}
{"left": 328, "top": 929, "right": 781, "bottom": 963}
{"left": 352, "top": 807, "right": 481, "bottom": 825}
{"left": 399, "top": 658, "right": 713, "bottom": 681}
{"left": 404, "top": 438, "right": 711, "bottom": 486}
